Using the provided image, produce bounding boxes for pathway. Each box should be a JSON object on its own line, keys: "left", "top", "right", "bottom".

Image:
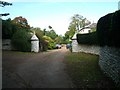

{"left": 2, "top": 47, "right": 74, "bottom": 88}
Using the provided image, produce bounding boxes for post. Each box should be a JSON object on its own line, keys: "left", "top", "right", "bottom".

{"left": 31, "top": 34, "right": 39, "bottom": 53}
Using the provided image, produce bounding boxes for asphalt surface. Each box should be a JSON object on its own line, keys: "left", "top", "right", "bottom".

{"left": 2, "top": 47, "right": 74, "bottom": 88}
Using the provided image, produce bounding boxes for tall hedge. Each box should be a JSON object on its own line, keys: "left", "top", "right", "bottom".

{"left": 96, "top": 10, "right": 120, "bottom": 47}
{"left": 77, "top": 32, "right": 99, "bottom": 45}
{"left": 11, "top": 30, "right": 31, "bottom": 52}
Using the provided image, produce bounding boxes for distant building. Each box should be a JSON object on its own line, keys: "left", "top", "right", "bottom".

{"left": 78, "top": 23, "right": 97, "bottom": 34}
{"left": 118, "top": 1, "right": 120, "bottom": 10}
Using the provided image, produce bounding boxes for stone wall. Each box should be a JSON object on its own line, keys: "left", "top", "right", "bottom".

{"left": 99, "top": 46, "right": 120, "bottom": 87}
{"left": 72, "top": 39, "right": 120, "bottom": 87}
{"left": 2, "top": 39, "right": 12, "bottom": 50}
{"left": 72, "top": 39, "right": 100, "bottom": 55}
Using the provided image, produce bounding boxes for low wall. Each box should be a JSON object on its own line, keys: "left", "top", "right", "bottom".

{"left": 99, "top": 46, "right": 120, "bottom": 87}
{"left": 72, "top": 40, "right": 120, "bottom": 87}
{"left": 72, "top": 40, "right": 100, "bottom": 55}
{"left": 2, "top": 39, "right": 12, "bottom": 50}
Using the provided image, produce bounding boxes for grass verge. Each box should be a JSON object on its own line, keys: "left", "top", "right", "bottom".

{"left": 64, "top": 52, "right": 116, "bottom": 89}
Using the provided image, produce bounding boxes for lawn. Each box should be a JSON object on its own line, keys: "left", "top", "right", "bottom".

{"left": 64, "top": 52, "right": 116, "bottom": 89}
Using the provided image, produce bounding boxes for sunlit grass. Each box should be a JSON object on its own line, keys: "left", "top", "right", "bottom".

{"left": 64, "top": 52, "right": 116, "bottom": 88}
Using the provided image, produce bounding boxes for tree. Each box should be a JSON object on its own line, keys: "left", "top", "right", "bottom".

{"left": 45, "top": 26, "right": 58, "bottom": 40}
{"left": 48, "top": 30, "right": 58, "bottom": 40}
{"left": 43, "top": 28, "right": 46, "bottom": 35}
{"left": 12, "top": 16, "right": 30, "bottom": 29}
{"left": 55, "top": 35, "right": 63, "bottom": 44}
{"left": 2, "top": 18, "right": 19, "bottom": 39}
{"left": 0, "top": 1, "right": 12, "bottom": 16}
{"left": 48, "top": 25, "right": 52, "bottom": 29}
{"left": 69, "top": 14, "right": 91, "bottom": 32}
{"left": 42, "top": 36, "right": 56, "bottom": 49}
{"left": 0, "top": 1, "right": 12, "bottom": 7}
{"left": 65, "top": 14, "right": 91, "bottom": 40}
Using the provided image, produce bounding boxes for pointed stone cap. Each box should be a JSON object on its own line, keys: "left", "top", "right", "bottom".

{"left": 31, "top": 34, "right": 39, "bottom": 41}
{"left": 72, "top": 33, "right": 77, "bottom": 40}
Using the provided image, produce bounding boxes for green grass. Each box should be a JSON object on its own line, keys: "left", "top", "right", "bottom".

{"left": 64, "top": 52, "right": 116, "bottom": 89}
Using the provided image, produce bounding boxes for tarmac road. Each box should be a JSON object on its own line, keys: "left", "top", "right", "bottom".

{"left": 2, "top": 46, "right": 74, "bottom": 88}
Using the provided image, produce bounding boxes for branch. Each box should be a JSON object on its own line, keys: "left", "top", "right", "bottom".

{"left": 0, "top": 1, "right": 12, "bottom": 7}
{"left": 0, "top": 13, "right": 10, "bottom": 16}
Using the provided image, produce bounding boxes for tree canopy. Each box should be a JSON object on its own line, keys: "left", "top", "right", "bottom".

{"left": 12, "top": 16, "right": 30, "bottom": 29}
{"left": 64, "top": 14, "right": 91, "bottom": 42}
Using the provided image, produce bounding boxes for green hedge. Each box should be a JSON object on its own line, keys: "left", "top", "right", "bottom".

{"left": 77, "top": 32, "right": 99, "bottom": 45}
{"left": 11, "top": 30, "right": 31, "bottom": 52}
{"left": 77, "top": 10, "right": 120, "bottom": 47}
{"left": 96, "top": 10, "right": 120, "bottom": 47}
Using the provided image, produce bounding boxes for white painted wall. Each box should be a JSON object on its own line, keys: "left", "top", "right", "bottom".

{"left": 72, "top": 39, "right": 100, "bottom": 55}
{"left": 31, "top": 34, "right": 39, "bottom": 53}
{"left": 72, "top": 33, "right": 100, "bottom": 55}
{"left": 79, "top": 28, "right": 91, "bottom": 34}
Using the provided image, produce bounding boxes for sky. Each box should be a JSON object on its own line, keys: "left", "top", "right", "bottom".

{"left": 1, "top": 0, "right": 119, "bottom": 35}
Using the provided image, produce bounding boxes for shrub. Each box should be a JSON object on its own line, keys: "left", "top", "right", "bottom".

{"left": 11, "top": 30, "right": 31, "bottom": 52}
{"left": 96, "top": 10, "right": 120, "bottom": 47}
{"left": 2, "top": 19, "right": 18, "bottom": 39}
{"left": 96, "top": 13, "right": 113, "bottom": 46}
{"left": 77, "top": 32, "right": 99, "bottom": 45}
{"left": 42, "top": 36, "right": 56, "bottom": 50}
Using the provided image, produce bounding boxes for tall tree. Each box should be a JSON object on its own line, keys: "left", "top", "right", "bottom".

{"left": 70, "top": 14, "right": 91, "bottom": 32}
{"left": 12, "top": 16, "right": 30, "bottom": 29}
{"left": 64, "top": 14, "right": 91, "bottom": 41}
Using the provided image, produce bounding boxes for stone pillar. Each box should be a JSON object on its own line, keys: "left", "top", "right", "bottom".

{"left": 31, "top": 34, "right": 39, "bottom": 53}
{"left": 72, "top": 33, "right": 79, "bottom": 52}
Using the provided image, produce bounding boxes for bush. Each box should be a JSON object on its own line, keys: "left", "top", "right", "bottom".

{"left": 77, "top": 32, "right": 99, "bottom": 45}
{"left": 42, "top": 36, "right": 56, "bottom": 50}
{"left": 96, "top": 10, "right": 120, "bottom": 47}
{"left": 2, "top": 19, "right": 18, "bottom": 39}
{"left": 96, "top": 13, "right": 113, "bottom": 46}
{"left": 11, "top": 30, "right": 31, "bottom": 52}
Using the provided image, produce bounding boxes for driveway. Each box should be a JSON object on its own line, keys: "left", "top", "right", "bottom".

{"left": 2, "top": 47, "right": 74, "bottom": 88}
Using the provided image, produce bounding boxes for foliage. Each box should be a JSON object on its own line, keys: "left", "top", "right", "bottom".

{"left": 2, "top": 17, "right": 30, "bottom": 39}
{"left": 12, "top": 16, "right": 30, "bottom": 29}
{"left": 90, "top": 27, "right": 96, "bottom": 33}
{"left": 2, "top": 18, "right": 18, "bottom": 39}
{"left": 48, "top": 25, "right": 52, "bottom": 29}
{"left": 30, "top": 27, "right": 48, "bottom": 51}
{"left": 0, "top": 1, "right": 12, "bottom": 16}
{"left": 96, "top": 10, "right": 120, "bottom": 47}
{"left": 55, "top": 35, "right": 64, "bottom": 44}
{"left": 45, "top": 29, "right": 58, "bottom": 40}
{"left": 11, "top": 30, "right": 31, "bottom": 52}
{"left": 77, "top": 32, "right": 99, "bottom": 45}
{"left": 69, "top": 14, "right": 91, "bottom": 32}
{"left": 43, "top": 36, "right": 56, "bottom": 50}
{"left": 31, "top": 27, "right": 44, "bottom": 39}
{"left": 64, "top": 14, "right": 91, "bottom": 43}
{"left": 0, "top": 1, "right": 12, "bottom": 7}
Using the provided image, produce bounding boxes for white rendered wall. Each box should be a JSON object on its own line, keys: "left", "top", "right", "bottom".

{"left": 31, "top": 34, "right": 39, "bottom": 53}
{"left": 72, "top": 39, "right": 100, "bottom": 55}
{"left": 31, "top": 40, "right": 39, "bottom": 52}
